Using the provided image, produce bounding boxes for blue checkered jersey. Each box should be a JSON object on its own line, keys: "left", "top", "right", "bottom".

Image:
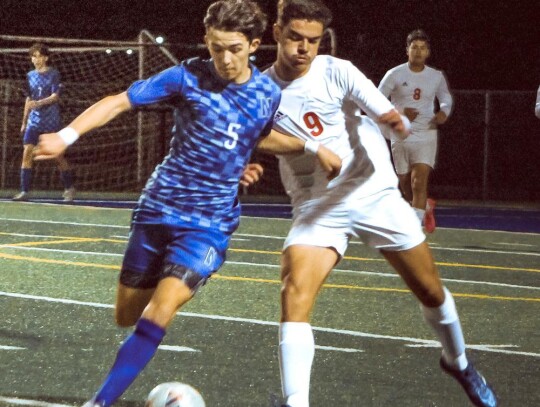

{"left": 127, "top": 57, "right": 281, "bottom": 233}
{"left": 26, "top": 68, "right": 62, "bottom": 131}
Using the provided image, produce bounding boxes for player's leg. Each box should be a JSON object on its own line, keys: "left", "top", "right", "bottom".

{"left": 397, "top": 172, "right": 413, "bottom": 203}
{"left": 381, "top": 244, "right": 497, "bottom": 407}
{"left": 87, "top": 223, "right": 226, "bottom": 407}
{"left": 356, "top": 189, "right": 496, "bottom": 406}
{"left": 391, "top": 141, "right": 413, "bottom": 202}
{"left": 280, "top": 245, "right": 338, "bottom": 407}
{"left": 410, "top": 163, "right": 430, "bottom": 210}
{"left": 55, "top": 153, "right": 75, "bottom": 201}
{"left": 91, "top": 278, "right": 194, "bottom": 407}
{"left": 278, "top": 208, "right": 347, "bottom": 407}
{"left": 13, "top": 138, "right": 36, "bottom": 200}
{"left": 409, "top": 137, "right": 437, "bottom": 232}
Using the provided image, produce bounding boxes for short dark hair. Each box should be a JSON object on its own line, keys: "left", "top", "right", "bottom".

{"left": 406, "top": 29, "right": 430, "bottom": 48}
{"left": 277, "top": 0, "right": 333, "bottom": 29}
{"left": 28, "top": 42, "right": 50, "bottom": 57}
{"left": 204, "top": 0, "right": 268, "bottom": 42}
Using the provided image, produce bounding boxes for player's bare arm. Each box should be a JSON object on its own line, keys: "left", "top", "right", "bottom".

{"left": 34, "top": 91, "right": 132, "bottom": 160}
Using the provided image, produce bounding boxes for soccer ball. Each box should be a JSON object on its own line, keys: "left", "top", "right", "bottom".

{"left": 145, "top": 382, "right": 206, "bottom": 407}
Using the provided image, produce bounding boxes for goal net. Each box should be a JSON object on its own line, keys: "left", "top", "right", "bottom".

{"left": 0, "top": 29, "right": 337, "bottom": 199}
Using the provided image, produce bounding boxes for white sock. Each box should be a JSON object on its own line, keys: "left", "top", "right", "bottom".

{"left": 414, "top": 207, "right": 425, "bottom": 223}
{"left": 422, "top": 287, "right": 468, "bottom": 371}
{"left": 279, "top": 322, "right": 314, "bottom": 407}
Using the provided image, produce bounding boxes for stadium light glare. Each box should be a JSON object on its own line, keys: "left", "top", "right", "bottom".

{"left": 105, "top": 49, "right": 112, "bottom": 54}
{"left": 126, "top": 49, "right": 134, "bottom": 55}
{"left": 155, "top": 36, "right": 165, "bottom": 44}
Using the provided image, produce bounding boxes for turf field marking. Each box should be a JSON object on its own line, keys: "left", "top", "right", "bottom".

{"left": 0, "top": 217, "right": 129, "bottom": 229}
{"left": 316, "top": 345, "right": 364, "bottom": 353}
{"left": 406, "top": 343, "right": 540, "bottom": 357}
{"left": 2, "top": 228, "right": 539, "bottom": 257}
{"left": 2, "top": 246, "right": 539, "bottom": 292}
{"left": 0, "top": 345, "right": 25, "bottom": 350}
{"left": 0, "top": 396, "right": 72, "bottom": 407}
{"left": 158, "top": 345, "right": 200, "bottom": 353}
{"left": 0, "top": 291, "right": 538, "bottom": 358}
{"left": 1, "top": 251, "right": 539, "bottom": 301}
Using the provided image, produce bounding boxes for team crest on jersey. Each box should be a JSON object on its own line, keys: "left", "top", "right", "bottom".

{"left": 259, "top": 97, "right": 273, "bottom": 117}
{"left": 204, "top": 246, "right": 217, "bottom": 267}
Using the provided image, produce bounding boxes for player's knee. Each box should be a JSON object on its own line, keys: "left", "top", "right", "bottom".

{"left": 281, "top": 277, "right": 315, "bottom": 316}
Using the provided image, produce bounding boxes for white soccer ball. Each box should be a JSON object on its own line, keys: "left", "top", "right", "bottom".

{"left": 145, "top": 382, "right": 206, "bottom": 407}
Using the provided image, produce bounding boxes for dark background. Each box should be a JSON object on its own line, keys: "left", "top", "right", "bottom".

{"left": 1, "top": 0, "right": 539, "bottom": 90}
{"left": 1, "top": 0, "right": 539, "bottom": 202}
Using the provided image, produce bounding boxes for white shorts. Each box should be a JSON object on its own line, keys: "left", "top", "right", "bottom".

{"left": 391, "top": 135, "right": 438, "bottom": 174}
{"left": 284, "top": 188, "right": 425, "bottom": 256}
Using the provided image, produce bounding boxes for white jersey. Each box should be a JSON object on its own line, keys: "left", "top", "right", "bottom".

{"left": 378, "top": 63, "right": 452, "bottom": 141}
{"left": 265, "top": 55, "right": 399, "bottom": 209}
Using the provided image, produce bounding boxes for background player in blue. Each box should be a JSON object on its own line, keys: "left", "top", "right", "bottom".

{"left": 33, "top": 1, "right": 339, "bottom": 406}
{"left": 13, "top": 43, "right": 75, "bottom": 201}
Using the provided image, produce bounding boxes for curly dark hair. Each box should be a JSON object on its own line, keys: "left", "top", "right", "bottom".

{"left": 204, "top": 0, "right": 268, "bottom": 42}
{"left": 277, "top": 0, "right": 333, "bottom": 29}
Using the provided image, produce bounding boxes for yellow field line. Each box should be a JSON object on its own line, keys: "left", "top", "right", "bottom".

{"left": 3, "top": 252, "right": 536, "bottom": 303}
{"left": 0, "top": 252, "right": 119, "bottom": 269}
{"left": 2, "top": 238, "right": 100, "bottom": 247}
{"left": 1, "top": 233, "right": 538, "bottom": 273}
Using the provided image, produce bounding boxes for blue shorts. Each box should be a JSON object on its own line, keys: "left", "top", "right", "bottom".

{"left": 120, "top": 221, "right": 230, "bottom": 291}
{"left": 23, "top": 125, "right": 60, "bottom": 145}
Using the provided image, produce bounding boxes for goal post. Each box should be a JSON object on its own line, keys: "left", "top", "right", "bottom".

{"left": 0, "top": 31, "right": 179, "bottom": 196}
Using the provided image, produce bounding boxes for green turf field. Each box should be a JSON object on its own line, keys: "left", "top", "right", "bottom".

{"left": 0, "top": 201, "right": 538, "bottom": 406}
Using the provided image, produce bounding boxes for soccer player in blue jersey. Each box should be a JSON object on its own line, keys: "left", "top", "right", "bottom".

{"left": 13, "top": 43, "right": 75, "bottom": 201}
{"left": 34, "top": 1, "right": 339, "bottom": 406}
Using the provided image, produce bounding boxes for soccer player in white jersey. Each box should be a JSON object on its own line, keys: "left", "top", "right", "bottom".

{"left": 257, "top": 1, "right": 497, "bottom": 406}
{"left": 33, "top": 1, "right": 338, "bottom": 406}
{"left": 379, "top": 29, "right": 453, "bottom": 233}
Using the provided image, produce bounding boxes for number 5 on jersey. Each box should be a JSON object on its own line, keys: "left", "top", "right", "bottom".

{"left": 303, "top": 112, "right": 324, "bottom": 137}
{"left": 225, "top": 123, "right": 240, "bottom": 149}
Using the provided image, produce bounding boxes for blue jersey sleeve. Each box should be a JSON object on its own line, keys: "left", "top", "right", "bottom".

{"left": 127, "top": 65, "right": 185, "bottom": 107}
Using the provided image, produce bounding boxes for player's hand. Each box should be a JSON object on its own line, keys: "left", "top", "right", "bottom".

{"left": 33, "top": 133, "right": 68, "bottom": 160}
{"left": 316, "top": 144, "right": 342, "bottom": 180}
{"left": 430, "top": 111, "right": 448, "bottom": 128}
{"left": 20, "top": 124, "right": 26, "bottom": 134}
{"left": 403, "top": 107, "right": 419, "bottom": 122}
{"left": 378, "top": 109, "right": 410, "bottom": 139}
{"left": 240, "top": 163, "right": 264, "bottom": 187}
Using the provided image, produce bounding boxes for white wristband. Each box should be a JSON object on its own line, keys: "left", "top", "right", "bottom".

{"left": 57, "top": 127, "right": 79, "bottom": 146}
{"left": 304, "top": 139, "right": 320, "bottom": 154}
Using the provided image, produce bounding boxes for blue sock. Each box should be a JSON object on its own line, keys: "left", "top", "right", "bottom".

{"left": 94, "top": 318, "right": 166, "bottom": 407}
{"left": 60, "top": 170, "right": 74, "bottom": 189}
{"left": 21, "top": 168, "right": 32, "bottom": 192}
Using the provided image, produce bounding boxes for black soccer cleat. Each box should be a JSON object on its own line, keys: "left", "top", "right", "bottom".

{"left": 440, "top": 358, "right": 498, "bottom": 407}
